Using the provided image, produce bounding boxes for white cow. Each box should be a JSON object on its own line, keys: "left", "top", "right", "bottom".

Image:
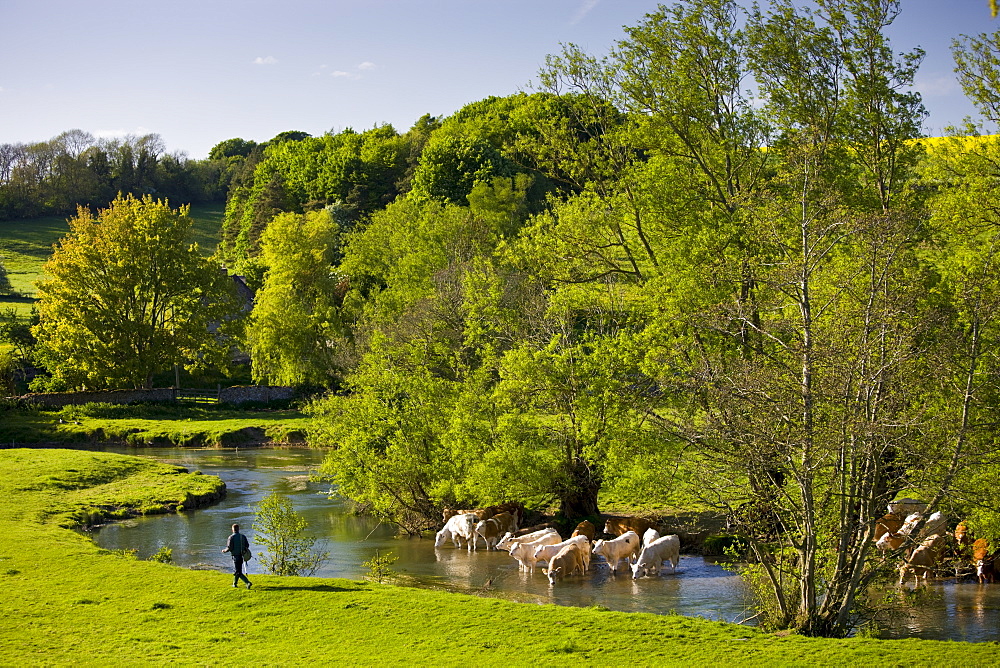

{"left": 497, "top": 527, "right": 558, "bottom": 551}
{"left": 434, "top": 525, "right": 456, "bottom": 548}
{"left": 546, "top": 543, "right": 587, "bottom": 585}
{"left": 439, "top": 512, "right": 478, "bottom": 551}
{"left": 508, "top": 532, "right": 564, "bottom": 572}
{"left": 631, "top": 534, "right": 680, "bottom": 579}
{"left": 592, "top": 530, "right": 640, "bottom": 573}
{"left": 533, "top": 535, "right": 591, "bottom": 572}
{"left": 642, "top": 528, "right": 661, "bottom": 548}
{"left": 917, "top": 511, "right": 948, "bottom": 541}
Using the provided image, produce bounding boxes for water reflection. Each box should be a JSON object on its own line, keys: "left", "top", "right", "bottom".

{"left": 87, "top": 446, "right": 1000, "bottom": 640}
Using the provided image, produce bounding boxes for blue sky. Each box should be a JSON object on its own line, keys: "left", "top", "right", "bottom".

{"left": 1, "top": 0, "right": 996, "bottom": 158}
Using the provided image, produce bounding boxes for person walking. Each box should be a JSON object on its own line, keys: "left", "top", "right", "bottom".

{"left": 222, "top": 523, "right": 253, "bottom": 589}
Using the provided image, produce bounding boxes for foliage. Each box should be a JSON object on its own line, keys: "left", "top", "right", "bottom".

{"left": 149, "top": 546, "right": 173, "bottom": 563}
{"left": 220, "top": 125, "right": 413, "bottom": 264}
{"left": 246, "top": 209, "right": 346, "bottom": 386}
{"left": 32, "top": 195, "right": 244, "bottom": 389}
{"left": 252, "top": 492, "right": 329, "bottom": 576}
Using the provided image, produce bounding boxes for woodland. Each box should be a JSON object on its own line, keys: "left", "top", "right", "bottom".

{"left": 5, "top": 0, "right": 1000, "bottom": 637}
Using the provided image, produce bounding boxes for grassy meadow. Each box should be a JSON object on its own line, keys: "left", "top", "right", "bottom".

{"left": 1, "top": 448, "right": 999, "bottom": 666}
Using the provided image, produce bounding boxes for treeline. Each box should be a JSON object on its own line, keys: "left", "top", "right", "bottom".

{"left": 0, "top": 129, "right": 318, "bottom": 220}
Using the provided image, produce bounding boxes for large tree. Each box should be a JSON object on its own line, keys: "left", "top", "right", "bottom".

{"left": 33, "top": 195, "right": 242, "bottom": 389}
{"left": 245, "top": 208, "right": 347, "bottom": 386}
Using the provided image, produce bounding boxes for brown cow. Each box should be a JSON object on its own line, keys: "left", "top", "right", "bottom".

{"left": 545, "top": 543, "right": 587, "bottom": 585}
{"left": 571, "top": 520, "right": 596, "bottom": 542}
{"left": 603, "top": 516, "right": 656, "bottom": 538}
{"left": 873, "top": 513, "right": 904, "bottom": 543}
{"left": 974, "top": 538, "right": 995, "bottom": 584}
{"left": 898, "top": 534, "right": 947, "bottom": 586}
{"left": 954, "top": 521, "right": 973, "bottom": 547}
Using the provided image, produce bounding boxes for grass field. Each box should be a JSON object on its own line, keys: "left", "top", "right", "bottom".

{"left": 2, "top": 448, "right": 998, "bottom": 666}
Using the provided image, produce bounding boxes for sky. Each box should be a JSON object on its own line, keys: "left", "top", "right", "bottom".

{"left": 1, "top": 0, "right": 997, "bottom": 159}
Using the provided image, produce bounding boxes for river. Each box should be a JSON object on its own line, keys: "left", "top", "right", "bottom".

{"left": 86, "top": 446, "right": 1000, "bottom": 642}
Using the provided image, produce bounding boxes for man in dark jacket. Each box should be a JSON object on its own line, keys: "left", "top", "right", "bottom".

{"left": 222, "top": 523, "right": 252, "bottom": 589}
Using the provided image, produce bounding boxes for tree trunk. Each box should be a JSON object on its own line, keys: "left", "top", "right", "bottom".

{"left": 558, "top": 458, "right": 601, "bottom": 520}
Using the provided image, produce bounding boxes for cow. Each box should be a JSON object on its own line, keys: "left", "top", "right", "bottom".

{"left": 507, "top": 531, "right": 563, "bottom": 572}
{"left": 497, "top": 527, "right": 557, "bottom": 551}
{"left": 876, "top": 512, "right": 923, "bottom": 552}
{"left": 873, "top": 513, "right": 904, "bottom": 543}
{"left": 474, "top": 517, "right": 503, "bottom": 550}
{"left": 642, "top": 528, "right": 661, "bottom": 548}
{"left": 443, "top": 507, "right": 483, "bottom": 523}
{"left": 485, "top": 511, "right": 516, "bottom": 537}
{"left": 603, "top": 516, "right": 656, "bottom": 539}
{"left": 898, "top": 534, "right": 946, "bottom": 586}
{"left": 533, "top": 535, "right": 591, "bottom": 572}
{"left": 440, "top": 512, "right": 478, "bottom": 551}
{"left": 571, "top": 520, "right": 596, "bottom": 542}
{"left": 631, "top": 534, "right": 681, "bottom": 579}
{"left": 918, "top": 511, "right": 948, "bottom": 541}
{"left": 954, "top": 521, "right": 973, "bottom": 547}
{"left": 434, "top": 525, "right": 457, "bottom": 548}
{"left": 545, "top": 543, "right": 587, "bottom": 585}
{"left": 592, "top": 530, "right": 641, "bottom": 573}
{"left": 974, "top": 539, "right": 995, "bottom": 584}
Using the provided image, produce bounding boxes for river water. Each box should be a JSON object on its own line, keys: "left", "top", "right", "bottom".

{"left": 87, "top": 446, "right": 1000, "bottom": 642}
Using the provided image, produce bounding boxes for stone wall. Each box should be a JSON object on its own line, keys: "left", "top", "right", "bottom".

{"left": 218, "top": 385, "right": 297, "bottom": 405}
{"left": 13, "top": 388, "right": 177, "bottom": 408}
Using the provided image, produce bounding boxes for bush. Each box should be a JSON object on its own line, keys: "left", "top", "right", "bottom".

{"left": 149, "top": 546, "right": 173, "bottom": 563}
{"left": 362, "top": 550, "right": 398, "bottom": 584}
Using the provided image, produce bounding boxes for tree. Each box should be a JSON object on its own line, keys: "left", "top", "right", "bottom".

{"left": 252, "top": 492, "right": 328, "bottom": 576}
{"left": 0, "top": 260, "right": 12, "bottom": 295}
{"left": 33, "top": 194, "right": 242, "bottom": 389}
{"left": 246, "top": 209, "right": 347, "bottom": 386}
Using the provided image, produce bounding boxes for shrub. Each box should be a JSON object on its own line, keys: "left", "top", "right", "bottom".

{"left": 149, "top": 546, "right": 173, "bottom": 563}
{"left": 362, "top": 550, "right": 398, "bottom": 584}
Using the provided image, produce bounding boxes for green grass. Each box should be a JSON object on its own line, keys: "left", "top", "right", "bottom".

{"left": 2, "top": 448, "right": 999, "bottom": 666}
{"left": 0, "top": 405, "right": 310, "bottom": 447}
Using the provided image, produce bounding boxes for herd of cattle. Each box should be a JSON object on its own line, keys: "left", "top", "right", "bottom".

{"left": 436, "top": 503, "right": 680, "bottom": 586}
{"left": 874, "top": 498, "right": 997, "bottom": 586}
{"left": 436, "top": 499, "right": 999, "bottom": 588}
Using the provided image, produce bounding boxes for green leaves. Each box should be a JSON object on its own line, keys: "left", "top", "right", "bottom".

{"left": 33, "top": 195, "right": 241, "bottom": 390}
{"left": 246, "top": 209, "right": 346, "bottom": 386}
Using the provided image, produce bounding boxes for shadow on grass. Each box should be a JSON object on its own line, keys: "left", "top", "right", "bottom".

{"left": 0, "top": 294, "right": 37, "bottom": 303}
{"left": 254, "top": 584, "right": 356, "bottom": 593}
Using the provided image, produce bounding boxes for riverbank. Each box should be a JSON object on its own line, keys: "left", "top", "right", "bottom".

{"left": 2, "top": 448, "right": 999, "bottom": 665}
{"left": 0, "top": 404, "right": 310, "bottom": 448}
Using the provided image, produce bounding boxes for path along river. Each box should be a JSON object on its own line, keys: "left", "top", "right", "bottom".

{"left": 87, "top": 446, "right": 1000, "bottom": 642}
